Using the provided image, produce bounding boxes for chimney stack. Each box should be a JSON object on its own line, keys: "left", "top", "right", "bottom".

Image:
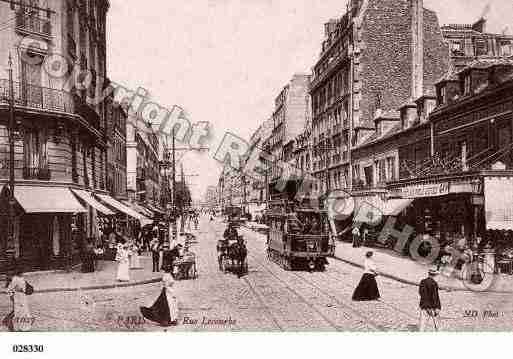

{"left": 411, "top": 0, "right": 424, "bottom": 100}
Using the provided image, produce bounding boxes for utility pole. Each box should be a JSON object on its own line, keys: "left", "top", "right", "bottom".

{"left": 171, "top": 127, "right": 176, "bottom": 242}
{"left": 7, "top": 53, "right": 16, "bottom": 272}
{"left": 241, "top": 172, "right": 247, "bottom": 216}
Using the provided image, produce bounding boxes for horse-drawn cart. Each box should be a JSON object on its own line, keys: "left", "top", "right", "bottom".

{"left": 217, "top": 236, "right": 248, "bottom": 275}
{"left": 173, "top": 252, "right": 198, "bottom": 280}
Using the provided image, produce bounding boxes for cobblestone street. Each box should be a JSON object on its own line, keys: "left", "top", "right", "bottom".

{"left": 1, "top": 217, "right": 512, "bottom": 332}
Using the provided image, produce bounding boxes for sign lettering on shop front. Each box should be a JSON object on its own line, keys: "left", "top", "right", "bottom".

{"left": 399, "top": 182, "right": 449, "bottom": 198}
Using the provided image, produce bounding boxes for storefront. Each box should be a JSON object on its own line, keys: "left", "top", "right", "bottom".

{"left": 71, "top": 189, "right": 115, "bottom": 247}
{"left": 95, "top": 194, "right": 153, "bottom": 239}
{"left": 387, "top": 173, "right": 482, "bottom": 253}
{"left": 386, "top": 171, "right": 513, "bottom": 267}
{"left": 0, "top": 185, "right": 87, "bottom": 272}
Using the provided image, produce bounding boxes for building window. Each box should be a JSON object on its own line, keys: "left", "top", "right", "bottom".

{"left": 440, "top": 86, "right": 446, "bottom": 104}
{"left": 451, "top": 41, "right": 464, "bottom": 56}
{"left": 386, "top": 157, "right": 396, "bottom": 181}
{"left": 363, "top": 166, "right": 373, "bottom": 187}
{"left": 475, "top": 39, "right": 487, "bottom": 56}
{"left": 500, "top": 41, "right": 512, "bottom": 57}
{"left": 377, "top": 159, "right": 386, "bottom": 184}
{"left": 24, "top": 128, "right": 48, "bottom": 170}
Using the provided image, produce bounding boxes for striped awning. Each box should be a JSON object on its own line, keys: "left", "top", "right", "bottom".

{"left": 71, "top": 189, "right": 115, "bottom": 216}
{"left": 95, "top": 194, "right": 153, "bottom": 226}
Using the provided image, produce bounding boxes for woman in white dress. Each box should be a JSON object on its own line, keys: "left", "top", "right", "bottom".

{"left": 116, "top": 244, "right": 131, "bottom": 282}
{"left": 5, "top": 271, "right": 33, "bottom": 331}
{"left": 129, "top": 242, "right": 142, "bottom": 269}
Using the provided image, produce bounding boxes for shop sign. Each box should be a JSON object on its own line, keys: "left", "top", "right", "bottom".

{"left": 398, "top": 182, "right": 449, "bottom": 198}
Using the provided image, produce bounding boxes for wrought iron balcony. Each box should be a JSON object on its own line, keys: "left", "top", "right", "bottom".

{"left": 23, "top": 167, "right": 51, "bottom": 181}
{"left": 0, "top": 79, "right": 75, "bottom": 114}
{"left": 0, "top": 80, "right": 103, "bottom": 134}
{"left": 16, "top": 11, "right": 52, "bottom": 37}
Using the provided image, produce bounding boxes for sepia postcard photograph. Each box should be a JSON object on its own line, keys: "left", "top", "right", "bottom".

{"left": 0, "top": 1, "right": 513, "bottom": 352}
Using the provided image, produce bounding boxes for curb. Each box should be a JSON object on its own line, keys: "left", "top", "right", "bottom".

{"left": 0, "top": 277, "right": 163, "bottom": 295}
{"left": 332, "top": 255, "right": 421, "bottom": 288}
{"left": 332, "top": 255, "right": 513, "bottom": 294}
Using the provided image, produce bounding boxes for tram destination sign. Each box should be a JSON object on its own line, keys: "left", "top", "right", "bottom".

{"left": 396, "top": 182, "right": 450, "bottom": 198}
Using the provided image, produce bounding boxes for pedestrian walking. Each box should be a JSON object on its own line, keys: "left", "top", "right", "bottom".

{"left": 140, "top": 269, "right": 179, "bottom": 327}
{"left": 150, "top": 236, "right": 161, "bottom": 273}
{"left": 2, "top": 269, "right": 34, "bottom": 332}
{"left": 116, "top": 244, "right": 131, "bottom": 282}
{"left": 352, "top": 251, "right": 380, "bottom": 301}
{"left": 130, "top": 242, "right": 142, "bottom": 270}
{"left": 419, "top": 269, "right": 441, "bottom": 332}
{"left": 352, "top": 226, "right": 361, "bottom": 248}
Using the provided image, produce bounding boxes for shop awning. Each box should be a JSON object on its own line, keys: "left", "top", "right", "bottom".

{"left": 122, "top": 200, "right": 154, "bottom": 219}
{"left": 383, "top": 199, "right": 414, "bottom": 216}
{"left": 144, "top": 203, "right": 165, "bottom": 215}
{"left": 485, "top": 177, "right": 513, "bottom": 230}
{"left": 14, "top": 186, "right": 86, "bottom": 214}
{"left": 95, "top": 194, "right": 153, "bottom": 226}
{"left": 71, "top": 189, "right": 115, "bottom": 216}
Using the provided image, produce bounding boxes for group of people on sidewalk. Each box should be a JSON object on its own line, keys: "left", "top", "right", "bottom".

{"left": 352, "top": 251, "right": 442, "bottom": 331}
{"left": 115, "top": 241, "right": 144, "bottom": 282}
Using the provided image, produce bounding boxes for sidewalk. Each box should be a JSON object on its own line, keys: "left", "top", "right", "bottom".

{"left": 333, "top": 242, "right": 513, "bottom": 293}
{"left": 240, "top": 224, "right": 513, "bottom": 293}
{"left": 0, "top": 254, "right": 163, "bottom": 294}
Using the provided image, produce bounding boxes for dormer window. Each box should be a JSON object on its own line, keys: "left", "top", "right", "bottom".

{"left": 464, "top": 75, "right": 471, "bottom": 95}
{"left": 475, "top": 39, "right": 487, "bottom": 56}
{"left": 451, "top": 41, "right": 464, "bottom": 56}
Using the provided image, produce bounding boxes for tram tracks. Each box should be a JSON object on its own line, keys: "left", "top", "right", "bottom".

{"left": 246, "top": 253, "right": 378, "bottom": 331}
{"left": 323, "top": 266, "right": 420, "bottom": 322}
{"left": 241, "top": 227, "right": 422, "bottom": 330}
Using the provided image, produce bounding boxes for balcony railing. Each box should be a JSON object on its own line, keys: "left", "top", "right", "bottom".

{"left": 16, "top": 11, "right": 52, "bottom": 37}
{"left": 23, "top": 167, "right": 51, "bottom": 181}
{"left": 0, "top": 79, "right": 75, "bottom": 114}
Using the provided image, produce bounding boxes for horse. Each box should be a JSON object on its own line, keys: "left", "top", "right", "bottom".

{"left": 227, "top": 238, "right": 248, "bottom": 277}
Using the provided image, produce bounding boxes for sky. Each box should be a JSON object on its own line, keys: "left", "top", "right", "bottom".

{"left": 107, "top": 0, "right": 513, "bottom": 201}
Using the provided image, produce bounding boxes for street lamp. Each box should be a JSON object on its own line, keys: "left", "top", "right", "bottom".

{"left": 7, "top": 53, "right": 16, "bottom": 272}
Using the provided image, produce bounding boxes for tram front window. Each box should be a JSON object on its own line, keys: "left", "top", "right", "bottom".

{"left": 287, "top": 216, "right": 303, "bottom": 234}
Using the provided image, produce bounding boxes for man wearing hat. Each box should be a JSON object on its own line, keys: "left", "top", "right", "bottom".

{"left": 418, "top": 269, "right": 442, "bottom": 331}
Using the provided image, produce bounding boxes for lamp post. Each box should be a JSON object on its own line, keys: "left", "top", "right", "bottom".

{"left": 7, "top": 54, "right": 16, "bottom": 272}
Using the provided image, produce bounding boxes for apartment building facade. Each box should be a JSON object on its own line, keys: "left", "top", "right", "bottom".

{"left": 264, "top": 73, "right": 311, "bottom": 199}
{"left": 0, "top": 0, "right": 112, "bottom": 272}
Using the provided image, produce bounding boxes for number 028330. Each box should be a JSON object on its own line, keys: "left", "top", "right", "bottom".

{"left": 12, "top": 345, "right": 44, "bottom": 353}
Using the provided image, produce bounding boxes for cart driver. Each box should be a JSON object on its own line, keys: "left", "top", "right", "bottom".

{"left": 223, "top": 221, "right": 239, "bottom": 242}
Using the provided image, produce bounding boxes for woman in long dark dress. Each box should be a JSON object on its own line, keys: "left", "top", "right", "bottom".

{"left": 352, "top": 251, "right": 380, "bottom": 301}
{"left": 140, "top": 266, "right": 179, "bottom": 327}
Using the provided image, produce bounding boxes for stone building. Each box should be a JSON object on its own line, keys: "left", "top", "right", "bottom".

{"left": 379, "top": 59, "right": 513, "bottom": 256}
{"left": 106, "top": 97, "right": 127, "bottom": 201}
{"left": 264, "top": 73, "right": 311, "bottom": 198}
{"left": 310, "top": 0, "right": 450, "bottom": 195}
{"left": 247, "top": 118, "right": 273, "bottom": 204}
{"left": 126, "top": 111, "right": 162, "bottom": 214}
{"left": 0, "top": 0, "right": 113, "bottom": 272}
